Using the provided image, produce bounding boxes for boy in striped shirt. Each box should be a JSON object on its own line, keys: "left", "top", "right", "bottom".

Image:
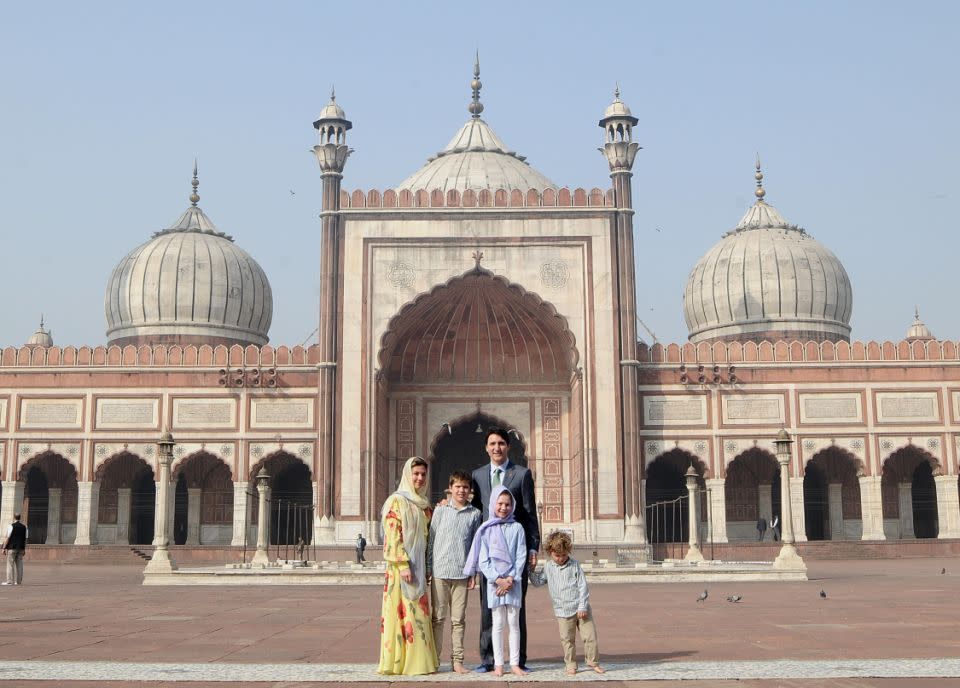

{"left": 528, "top": 531, "right": 606, "bottom": 676}
{"left": 427, "top": 470, "right": 482, "bottom": 674}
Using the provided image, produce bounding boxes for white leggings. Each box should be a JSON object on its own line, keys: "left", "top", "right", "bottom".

{"left": 491, "top": 604, "right": 520, "bottom": 668}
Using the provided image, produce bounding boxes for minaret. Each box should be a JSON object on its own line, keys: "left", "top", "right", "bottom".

{"left": 599, "top": 87, "right": 646, "bottom": 545}
{"left": 312, "top": 89, "right": 352, "bottom": 543}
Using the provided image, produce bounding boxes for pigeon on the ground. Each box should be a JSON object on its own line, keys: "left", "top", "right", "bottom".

{"left": 726, "top": 595, "right": 742, "bottom": 603}
{"left": 941, "top": 567, "right": 946, "bottom": 574}
{"left": 819, "top": 589, "right": 827, "bottom": 598}
{"left": 696, "top": 589, "right": 708, "bottom": 602}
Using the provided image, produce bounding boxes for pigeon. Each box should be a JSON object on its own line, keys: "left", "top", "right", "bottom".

{"left": 726, "top": 595, "right": 742, "bottom": 603}
{"left": 289, "top": 189, "right": 296, "bottom": 195}
{"left": 819, "top": 589, "right": 827, "bottom": 598}
{"left": 696, "top": 589, "right": 708, "bottom": 602}
{"left": 941, "top": 568, "right": 946, "bottom": 575}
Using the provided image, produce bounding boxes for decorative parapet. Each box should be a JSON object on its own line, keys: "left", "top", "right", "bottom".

{"left": 639, "top": 339, "right": 960, "bottom": 364}
{"left": 0, "top": 344, "right": 321, "bottom": 368}
{"left": 339, "top": 187, "right": 614, "bottom": 209}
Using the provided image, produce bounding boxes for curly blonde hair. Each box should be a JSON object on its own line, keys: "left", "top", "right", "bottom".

{"left": 544, "top": 530, "right": 573, "bottom": 556}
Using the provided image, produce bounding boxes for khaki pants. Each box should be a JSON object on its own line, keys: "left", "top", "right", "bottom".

{"left": 5, "top": 549, "right": 23, "bottom": 585}
{"left": 431, "top": 577, "right": 470, "bottom": 664}
{"left": 557, "top": 611, "right": 599, "bottom": 670}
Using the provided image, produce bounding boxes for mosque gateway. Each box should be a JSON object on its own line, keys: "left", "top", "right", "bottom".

{"left": 2, "top": 64, "right": 958, "bottom": 556}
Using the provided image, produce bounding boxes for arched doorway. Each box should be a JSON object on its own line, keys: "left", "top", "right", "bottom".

{"left": 804, "top": 448, "right": 862, "bottom": 541}
{"left": 429, "top": 413, "right": 528, "bottom": 504}
{"left": 173, "top": 474, "right": 188, "bottom": 545}
{"left": 724, "top": 449, "right": 780, "bottom": 541}
{"left": 250, "top": 452, "right": 313, "bottom": 545}
{"left": 95, "top": 452, "right": 154, "bottom": 545}
{"left": 173, "top": 452, "right": 234, "bottom": 545}
{"left": 881, "top": 446, "right": 939, "bottom": 539}
{"left": 373, "top": 265, "right": 580, "bottom": 528}
{"left": 645, "top": 450, "right": 706, "bottom": 543}
{"left": 18, "top": 452, "right": 78, "bottom": 544}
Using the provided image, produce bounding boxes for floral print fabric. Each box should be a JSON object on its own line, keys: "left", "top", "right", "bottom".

{"left": 377, "top": 497, "right": 438, "bottom": 675}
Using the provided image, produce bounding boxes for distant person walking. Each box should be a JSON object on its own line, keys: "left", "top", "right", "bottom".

{"left": 2, "top": 514, "right": 27, "bottom": 585}
{"left": 356, "top": 533, "right": 367, "bottom": 563}
{"left": 770, "top": 515, "right": 780, "bottom": 542}
{"left": 756, "top": 516, "right": 768, "bottom": 542}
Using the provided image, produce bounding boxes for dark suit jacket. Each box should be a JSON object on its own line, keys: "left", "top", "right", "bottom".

{"left": 471, "top": 462, "right": 540, "bottom": 553}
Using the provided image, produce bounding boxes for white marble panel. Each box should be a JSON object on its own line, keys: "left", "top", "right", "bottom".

{"left": 19, "top": 398, "right": 83, "bottom": 429}
{"left": 875, "top": 391, "right": 939, "bottom": 423}
{"left": 799, "top": 393, "right": 862, "bottom": 423}
{"left": 249, "top": 398, "right": 314, "bottom": 429}
{"left": 172, "top": 398, "right": 237, "bottom": 429}
{"left": 95, "top": 398, "right": 158, "bottom": 429}
{"left": 722, "top": 394, "right": 784, "bottom": 425}
{"left": 642, "top": 396, "right": 707, "bottom": 426}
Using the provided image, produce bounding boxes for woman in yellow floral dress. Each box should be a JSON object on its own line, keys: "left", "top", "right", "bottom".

{"left": 378, "top": 457, "right": 439, "bottom": 675}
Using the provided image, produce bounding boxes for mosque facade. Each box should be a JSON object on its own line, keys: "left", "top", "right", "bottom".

{"left": 1, "top": 64, "right": 958, "bottom": 553}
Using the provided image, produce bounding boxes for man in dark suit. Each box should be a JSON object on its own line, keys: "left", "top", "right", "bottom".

{"left": 470, "top": 427, "right": 540, "bottom": 672}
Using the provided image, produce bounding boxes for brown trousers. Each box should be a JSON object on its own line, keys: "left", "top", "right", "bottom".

{"left": 557, "top": 610, "right": 599, "bottom": 669}
{"left": 431, "top": 577, "right": 470, "bottom": 664}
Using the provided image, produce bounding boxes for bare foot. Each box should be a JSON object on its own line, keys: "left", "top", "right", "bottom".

{"left": 453, "top": 662, "right": 469, "bottom": 674}
{"left": 566, "top": 666, "right": 578, "bottom": 676}
{"left": 511, "top": 665, "right": 529, "bottom": 676}
{"left": 493, "top": 665, "right": 504, "bottom": 677}
{"left": 589, "top": 663, "right": 606, "bottom": 674}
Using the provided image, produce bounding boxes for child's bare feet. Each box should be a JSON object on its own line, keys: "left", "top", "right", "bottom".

{"left": 493, "top": 665, "right": 504, "bottom": 677}
{"left": 511, "top": 665, "right": 529, "bottom": 676}
{"left": 453, "top": 662, "right": 469, "bottom": 674}
{"left": 589, "top": 663, "right": 606, "bottom": 674}
{"left": 565, "top": 665, "right": 578, "bottom": 676}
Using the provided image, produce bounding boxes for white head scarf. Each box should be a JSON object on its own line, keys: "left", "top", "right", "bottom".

{"left": 381, "top": 457, "right": 430, "bottom": 600}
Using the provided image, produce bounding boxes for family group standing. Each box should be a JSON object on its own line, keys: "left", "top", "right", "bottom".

{"left": 376, "top": 428, "right": 605, "bottom": 677}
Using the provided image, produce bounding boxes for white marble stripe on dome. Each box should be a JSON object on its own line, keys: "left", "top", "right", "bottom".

{"left": 1, "top": 658, "right": 959, "bottom": 683}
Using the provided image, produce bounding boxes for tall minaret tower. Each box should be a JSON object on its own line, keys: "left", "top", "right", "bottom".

{"left": 599, "top": 88, "right": 646, "bottom": 545}
{"left": 313, "top": 89, "right": 352, "bottom": 543}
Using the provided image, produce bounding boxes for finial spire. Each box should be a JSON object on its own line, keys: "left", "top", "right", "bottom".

{"left": 330, "top": 86, "right": 336, "bottom": 102}
{"left": 468, "top": 52, "right": 484, "bottom": 118}
{"left": 754, "top": 154, "right": 766, "bottom": 202}
{"left": 915, "top": 305, "right": 921, "bottom": 321}
{"left": 614, "top": 82, "right": 621, "bottom": 101}
{"left": 189, "top": 160, "right": 200, "bottom": 207}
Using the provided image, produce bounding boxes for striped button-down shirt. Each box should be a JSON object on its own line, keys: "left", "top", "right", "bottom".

{"left": 427, "top": 503, "right": 482, "bottom": 579}
{"left": 528, "top": 556, "right": 590, "bottom": 618}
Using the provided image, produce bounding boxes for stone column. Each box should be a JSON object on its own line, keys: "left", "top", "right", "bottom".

{"left": 145, "top": 433, "right": 177, "bottom": 573}
{"left": 705, "top": 478, "right": 728, "bottom": 543}
{"left": 683, "top": 465, "right": 704, "bottom": 562}
{"left": 46, "top": 488, "right": 62, "bottom": 545}
{"left": 73, "top": 481, "right": 98, "bottom": 545}
{"left": 758, "top": 483, "right": 773, "bottom": 527}
{"left": 116, "top": 488, "right": 132, "bottom": 544}
{"left": 773, "top": 430, "right": 806, "bottom": 570}
{"left": 186, "top": 487, "right": 201, "bottom": 545}
{"left": 251, "top": 469, "right": 271, "bottom": 566}
{"left": 231, "top": 481, "right": 250, "bottom": 546}
{"left": 828, "top": 483, "right": 844, "bottom": 540}
{"left": 858, "top": 476, "right": 886, "bottom": 540}
{"left": 790, "top": 480, "right": 807, "bottom": 542}
{"left": 934, "top": 475, "right": 960, "bottom": 538}
{"left": 0, "top": 482, "right": 24, "bottom": 532}
{"left": 897, "top": 482, "right": 914, "bottom": 539}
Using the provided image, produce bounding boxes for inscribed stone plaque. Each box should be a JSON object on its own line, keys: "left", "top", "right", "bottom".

{"left": 173, "top": 399, "right": 236, "bottom": 429}
{"left": 723, "top": 395, "right": 784, "bottom": 424}
{"left": 96, "top": 398, "right": 158, "bottom": 429}
{"left": 250, "top": 398, "right": 313, "bottom": 429}
{"left": 0, "top": 398, "right": 6, "bottom": 429}
{"left": 876, "top": 392, "right": 938, "bottom": 422}
{"left": 643, "top": 396, "right": 706, "bottom": 426}
{"left": 20, "top": 399, "right": 83, "bottom": 429}
{"left": 799, "top": 394, "right": 862, "bottom": 423}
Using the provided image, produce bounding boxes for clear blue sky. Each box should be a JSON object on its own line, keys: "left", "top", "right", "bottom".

{"left": 1, "top": 1, "right": 957, "bottom": 347}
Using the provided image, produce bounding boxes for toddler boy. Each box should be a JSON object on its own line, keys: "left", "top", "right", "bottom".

{"left": 427, "top": 470, "right": 482, "bottom": 673}
{"left": 528, "top": 531, "right": 605, "bottom": 676}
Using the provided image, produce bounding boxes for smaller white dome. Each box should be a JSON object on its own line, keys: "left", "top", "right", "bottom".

{"left": 318, "top": 98, "right": 346, "bottom": 121}
{"left": 906, "top": 308, "right": 934, "bottom": 340}
{"left": 26, "top": 319, "right": 52, "bottom": 347}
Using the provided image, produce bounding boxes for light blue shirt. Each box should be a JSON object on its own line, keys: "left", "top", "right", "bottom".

{"left": 529, "top": 556, "right": 590, "bottom": 618}
{"left": 478, "top": 521, "right": 527, "bottom": 608}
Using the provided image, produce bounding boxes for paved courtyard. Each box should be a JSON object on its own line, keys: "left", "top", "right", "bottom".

{"left": 0, "top": 556, "right": 958, "bottom": 686}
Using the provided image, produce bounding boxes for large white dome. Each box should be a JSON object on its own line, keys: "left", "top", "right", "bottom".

{"left": 105, "top": 187, "right": 272, "bottom": 347}
{"left": 683, "top": 174, "right": 852, "bottom": 343}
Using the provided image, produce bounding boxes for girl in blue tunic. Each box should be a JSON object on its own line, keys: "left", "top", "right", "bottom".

{"left": 463, "top": 485, "right": 528, "bottom": 677}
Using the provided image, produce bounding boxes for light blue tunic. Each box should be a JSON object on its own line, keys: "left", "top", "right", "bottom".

{"left": 478, "top": 521, "right": 527, "bottom": 608}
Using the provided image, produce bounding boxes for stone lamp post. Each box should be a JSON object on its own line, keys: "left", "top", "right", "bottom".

{"left": 251, "top": 468, "right": 271, "bottom": 566}
{"left": 144, "top": 431, "right": 178, "bottom": 574}
{"left": 683, "top": 463, "right": 705, "bottom": 563}
{"left": 773, "top": 429, "right": 807, "bottom": 570}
